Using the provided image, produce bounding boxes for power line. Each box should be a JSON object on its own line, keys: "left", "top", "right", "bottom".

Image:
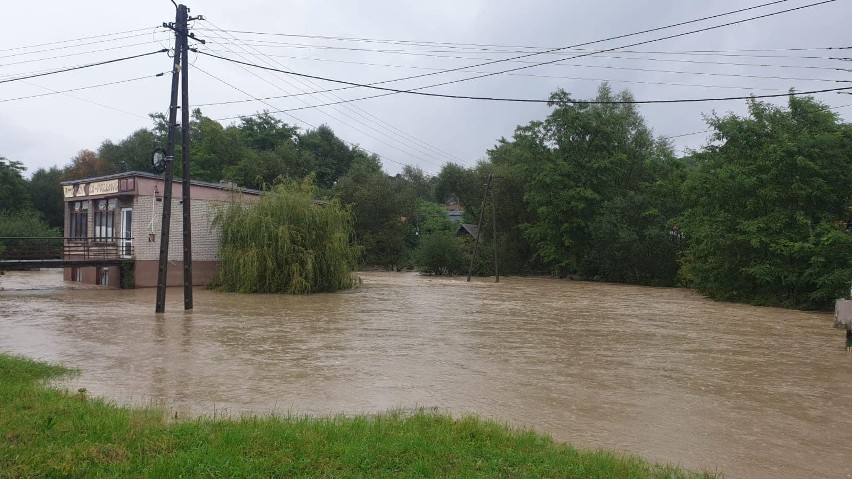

{"left": 199, "top": 35, "right": 851, "bottom": 63}
{"left": 194, "top": 46, "right": 835, "bottom": 111}
{"left": 204, "top": 43, "right": 846, "bottom": 73}
{"left": 199, "top": 22, "right": 458, "bottom": 170}
{"left": 195, "top": 66, "right": 420, "bottom": 172}
{"left": 20, "top": 80, "right": 150, "bottom": 120}
{"left": 0, "top": 41, "right": 166, "bottom": 68}
{"left": 360, "top": 0, "right": 838, "bottom": 94}
{"left": 200, "top": 40, "right": 841, "bottom": 84}
{"left": 0, "top": 49, "right": 168, "bottom": 85}
{"left": 0, "top": 72, "right": 166, "bottom": 104}
{"left": 213, "top": 1, "right": 816, "bottom": 105}
{"left": 0, "top": 32, "right": 159, "bottom": 60}
{"left": 664, "top": 129, "right": 713, "bottom": 139}
{"left": 202, "top": 21, "right": 470, "bottom": 166}
{"left": 196, "top": 0, "right": 798, "bottom": 71}
{"left": 196, "top": 71, "right": 787, "bottom": 111}
{"left": 0, "top": 27, "right": 157, "bottom": 53}
{"left": 197, "top": 27, "right": 851, "bottom": 57}
{"left": 197, "top": 51, "right": 852, "bottom": 105}
{"left": 197, "top": 0, "right": 839, "bottom": 116}
{"left": 191, "top": 37, "right": 426, "bottom": 172}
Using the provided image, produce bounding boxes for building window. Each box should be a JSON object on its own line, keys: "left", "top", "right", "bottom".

{"left": 93, "top": 199, "right": 117, "bottom": 242}
{"left": 70, "top": 201, "right": 88, "bottom": 240}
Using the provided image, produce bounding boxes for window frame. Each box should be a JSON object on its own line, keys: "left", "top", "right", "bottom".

{"left": 69, "top": 200, "right": 89, "bottom": 240}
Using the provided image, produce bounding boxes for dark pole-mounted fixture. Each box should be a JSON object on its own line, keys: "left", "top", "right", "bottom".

{"left": 151, "top": 147, "right": 169, "bottom": 175}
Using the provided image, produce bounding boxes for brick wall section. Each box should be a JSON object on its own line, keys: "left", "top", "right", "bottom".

{"left": 132, "top": 195, "right": 227, "bottom": 262}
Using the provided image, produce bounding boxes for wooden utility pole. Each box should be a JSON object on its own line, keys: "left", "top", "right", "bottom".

{"left": 155, "top": 4, "right": 186, "bottom": 314}
{"left": 491, "top": 178, "right": 499, "bottom": 282}
{"left": 180, "top": 5, "right": 193, "bottom": 311}
{"left": 156, "top": 4, "right": 201, "bottom": 313}
{"left": 468, "top": 174, "right": 499, "bottom": 282}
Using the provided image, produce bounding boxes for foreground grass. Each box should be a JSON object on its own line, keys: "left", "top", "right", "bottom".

{"left": 0, "top": 354, "right": 715, "bottom": 478}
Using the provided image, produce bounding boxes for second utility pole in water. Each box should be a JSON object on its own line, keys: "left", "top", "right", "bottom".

{"left": 179, "top": 3, "right": 193, "bottom": 311}
{"left": 155, "top": 3, "right": 194, "bottom": 313}
{"left": 155, "top": 4, "right": 185, "bottom": 314}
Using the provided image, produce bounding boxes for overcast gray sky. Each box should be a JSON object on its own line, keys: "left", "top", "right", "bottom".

{"left": 1, "top": 0, "right": 850, "bottom": 177}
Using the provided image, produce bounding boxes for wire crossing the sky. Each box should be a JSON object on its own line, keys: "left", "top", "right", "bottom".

{"left": 0, "top": 49, "right": 168, "bottom": 85}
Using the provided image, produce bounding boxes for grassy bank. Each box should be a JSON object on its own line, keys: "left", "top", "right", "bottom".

{"left": 0, "top": 353, "right": 715, "bottom": 478}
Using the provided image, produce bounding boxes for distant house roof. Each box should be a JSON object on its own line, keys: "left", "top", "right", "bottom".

{"left": 456, "top": 223, "right": 483, "bottom": 242}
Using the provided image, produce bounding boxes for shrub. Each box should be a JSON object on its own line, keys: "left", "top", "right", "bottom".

{"left": 209, "top": 179, "right": 359, "bottom": 294}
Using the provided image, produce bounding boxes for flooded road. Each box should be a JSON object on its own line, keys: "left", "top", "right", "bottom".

{"left": 1, "top": 269, "right": 850, "bottom": 478}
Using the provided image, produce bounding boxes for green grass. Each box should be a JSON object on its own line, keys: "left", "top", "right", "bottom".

{"left": 0, "top": 353, "right": 716, "bottom": 478}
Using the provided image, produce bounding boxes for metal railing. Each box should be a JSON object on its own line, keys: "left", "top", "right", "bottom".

{"left": 0, "top": 237, "right": 134, "bottom": 261}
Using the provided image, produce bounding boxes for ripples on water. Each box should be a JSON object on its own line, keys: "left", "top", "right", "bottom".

{"left": 1, "top": 269, "right": 850, "bottom": 478}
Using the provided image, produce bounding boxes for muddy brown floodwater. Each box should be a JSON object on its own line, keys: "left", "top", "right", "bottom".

{"left": 1, "top": 269, "right": 850, "bottom": 478}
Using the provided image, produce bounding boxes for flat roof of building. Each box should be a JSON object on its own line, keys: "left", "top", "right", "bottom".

{"left": 60, "top": 171, "right": 262, "bottom": 195}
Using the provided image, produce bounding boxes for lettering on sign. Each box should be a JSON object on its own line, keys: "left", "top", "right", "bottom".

{"left": 75, "top": 184, "right": 87, "bottom": 197}
{"left": 63, "top": 186, "right": 75, "bottom": 198}
{"left": 88, "top": 180, "right": 119, "bottom": 196}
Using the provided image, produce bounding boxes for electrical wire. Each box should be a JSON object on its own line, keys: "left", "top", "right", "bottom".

{"left": 0, "top": 28, "right": 157, "bottom": 53}
{"left": 358, "top": 0, "right": 839, "bottom": 94}
{"left": 0, "top": 32, "right": 159, "bottom": 60}
{"left": 194, "top": 34, "right": 422, "bottom": 172}
{"left": 206, "top": 40, "right": 847, "bottom": 81}
{"left": 198, "top": 36, "right": 852, "bottom": 62}
{"left": 202, "top": 21, "right": 469, "bottom": 166}
{"left": 196, "top": 28, "right": 850, "bottom": 57}
{"left": 0, "top": 73, "right": 167, "bottom": 104}
{"left": 664, "top": 129, "right": 713, "bottom": 139}
{"left": 193, "top": 47, "right": 821, "bottom": 111}
{"left": 20, "top": 80, "right": 150, "bottom": 120}
{"left": 197, "top": 0, "right": 799, "bottom": 74}
{"left": 199, "top": 24, "right": 459, "bottom": 170}
{"left": 0, "top": 41, "right": 167, "bottom": 68}
{"left": 203, "top": 44, "right": 845, "bottom": 74}
{"left": 198, "top": 51, "right": 852, "bottom": 106}
{"left": 197, "top": 0, "right": 840, "bottom": 117}
{"left": 0, "top": 49, "right": 168, "bottom": 84}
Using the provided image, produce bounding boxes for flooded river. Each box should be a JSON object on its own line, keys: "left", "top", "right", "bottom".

{"left": 1, "top": 269, "right": 850, "bottom": 478}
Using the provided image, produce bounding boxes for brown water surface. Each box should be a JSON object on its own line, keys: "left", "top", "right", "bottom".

{"left": 1, "top": 269, "right": 850, "bottom": 478}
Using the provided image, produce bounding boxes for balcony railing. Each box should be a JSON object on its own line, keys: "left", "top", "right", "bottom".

{"left": 0, "top": 237, "right": 134, "bottom": 261}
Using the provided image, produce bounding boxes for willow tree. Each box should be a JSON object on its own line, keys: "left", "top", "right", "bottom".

{"left": 209, "top": 179, "right": 359, "bottom": 294}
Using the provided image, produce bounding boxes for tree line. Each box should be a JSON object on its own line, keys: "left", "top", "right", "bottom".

{"left": 2, "top": 83, "right": 850, "bottom": 309}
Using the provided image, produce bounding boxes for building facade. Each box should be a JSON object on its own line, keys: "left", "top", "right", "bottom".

{"left": 61, "top": 172, "right": 259, "bottom": 288}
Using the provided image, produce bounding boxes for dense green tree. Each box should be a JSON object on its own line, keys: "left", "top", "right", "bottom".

{"left": 299, "top": 125, "right": 354, "bottom": 189}
{"left": 335, "top": 154, "right": 407, "bottom": 268}
{"left": 434, "top": 162, "right": 483, "bottom": 216}
{"left": 485, "top": 140, "right": 543, "bottom": 274}
{"left": 0, "top": 157, "right": 31, "bottom": 213}
{"left": 678, "top": 95, "right": 852, "bottom": 309}
{"left": 187, "top": 110, "right": 247, "bottom": 183}
{"left": 490, "top": 84, "right": 682, "bottom": 283}
{"left": 28, "top": 167, "right": 64, "bottom": 228}
{"left": 98, "top": 129, "right": 160, "bottom": 173}
{"left": 237, "top": 112, "right": 299, "bottom": 152}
